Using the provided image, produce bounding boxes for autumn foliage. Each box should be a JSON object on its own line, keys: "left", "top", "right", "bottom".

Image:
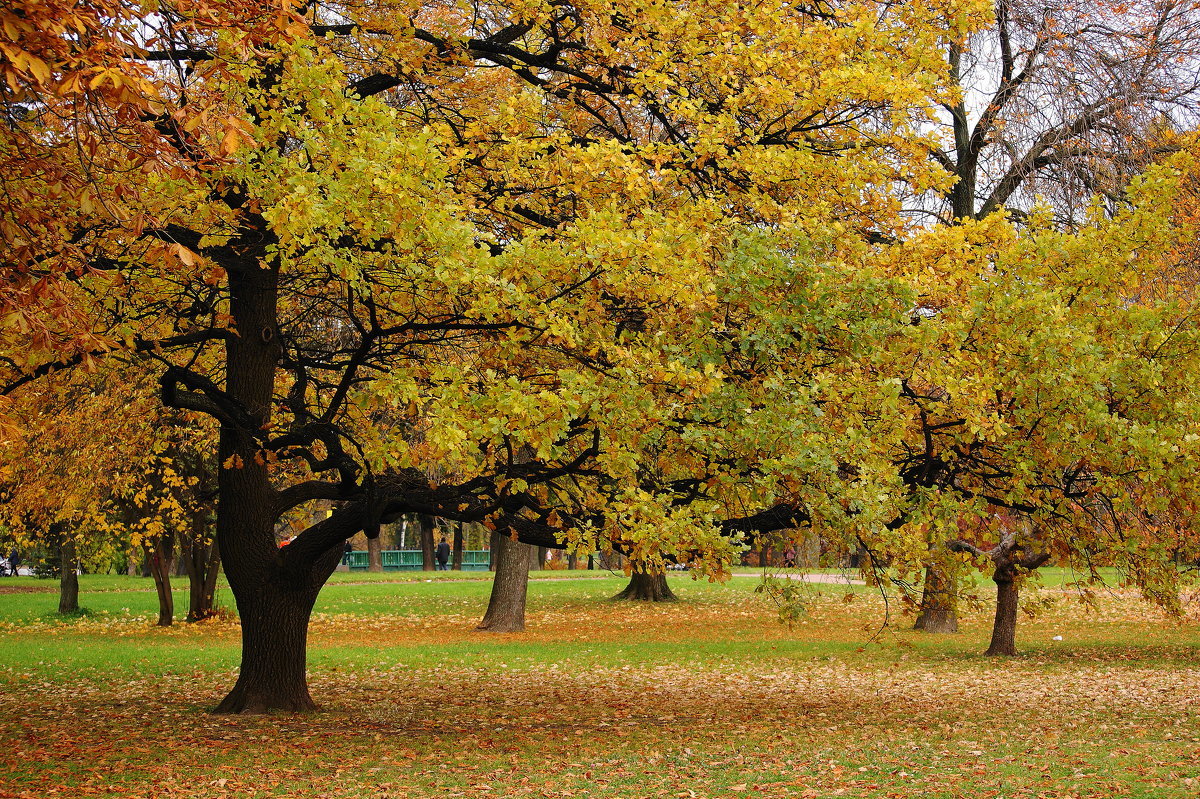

{"left": 3, "top": 0, "right": 1200, "bottom": 712}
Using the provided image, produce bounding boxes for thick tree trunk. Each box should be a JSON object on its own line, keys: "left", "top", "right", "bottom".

{"left": 477, "top": 533, "right": 532, "bottom": 632}
{"left": 420, "top": 514, "right": 436, "bottom": 571}
{"left": 567, "top": 552, "right": 578, "bottom": 570}
{"left": 452, "top": 523, "right": 464, "bottom": 570}
{"left": 146, "top": 534, "right": 176, "bottom": 627}
{"left": 914, "top": 563, "right": 958, "bottom": 633}
{"left": 985, "top": 572, "right": 1020, "bottom": 656}
{"left": 367, "top": 535, "right": 383, "bottom": 573}
{"left": 612, "top": 569, "right": 677, "bottom": 602}
{"left": 214, "top": 583, "right": 322, "bottom": 713}
{"left": 58, "top": 533, "right": 79, "bottom": 615}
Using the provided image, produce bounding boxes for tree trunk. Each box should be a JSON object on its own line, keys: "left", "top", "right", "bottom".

{"left": 452, "top": 523, "right": 464, "bottom": 570}
{"left": 146, "top": 533, "right": 176, "bottom": 627}
{"left": 567, "top": 552, "right": 577, "bottom": 570}
{"left": 186, "top": 515, "right": 221, "bottom": 622}
{"left": 914, "top": 563, "right": 958, "bottom": 633}
{"left": 367, "top": 535, "right": 383, "bottom": 573}
{"left": 489, "top": 528, "right": 500, "bottom": 571}
{"left": 420, "top": 514, "right": 436, "bottom": 571}
{"left": 612, "top": 569, "right": 677, "bottom": 602}
{"left": 214, "top": 583, "right": 322, "bottom": 713}
{"left": 477, "top": 533, "right": 532, "bottom": 632}
{"left": 58, "top": 532, "right": 79, "bottom": 615}
{"left": 985, "top": 571, "right": 1020, "bottom": 656}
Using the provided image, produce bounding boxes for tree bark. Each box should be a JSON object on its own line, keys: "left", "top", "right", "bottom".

{"left": 477, "top": 533, "right": 532, "bottom": 632}
{"left": 913, "top": 563, "right": 958, "bottom": 633}
{"left": 489, "top": 528, "right": 500, "bottom": 571}
{"left": 146, "top": 533, "right": 176, "bottom": 627}
{"left": 367, "top": 534, "right": 383, "bottom": 573}
{"left": 612, "top": 569, "right": 677, "bottom": 602}
{"left": 186, "top": 517, "right": 221, "bottom": 622}
{"left": 214, "top": 581, "right": 323, "bottom": 713}
{"left": 986, "top": 571, "right": 1020, "bottom": 656}
{"left": 57, "top": 531, "right": 79, "bottom": 615}
{"left": 452, "top": 523, "right": 464, "bottom": 570}
{"left": 420, "top": 514, "right": 436, "bottom": 571}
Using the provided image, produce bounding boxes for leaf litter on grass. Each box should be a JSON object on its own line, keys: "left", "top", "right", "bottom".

{"left": 1, "top": 584, "right": 1198, "bottom": 798}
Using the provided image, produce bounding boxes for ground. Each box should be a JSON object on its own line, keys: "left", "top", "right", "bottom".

{"left": 0, "top": 571, "right": 1198, "bottom": 798}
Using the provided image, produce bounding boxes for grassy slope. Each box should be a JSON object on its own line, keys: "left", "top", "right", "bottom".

{"left": 0, "top": 572, "right": 1197, "bottom": 798}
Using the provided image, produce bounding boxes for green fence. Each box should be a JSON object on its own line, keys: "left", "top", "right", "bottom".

{"left": 345, "top": 550, "right": 491, "bottom": 571}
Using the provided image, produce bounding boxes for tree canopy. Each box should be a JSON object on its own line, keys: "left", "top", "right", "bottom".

{"left": 4, "top": 0, "right": 1200, "bottom": 710}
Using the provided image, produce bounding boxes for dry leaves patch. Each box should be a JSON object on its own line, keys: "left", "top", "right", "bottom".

{"left": 1, "top": 587, "right": 1198, "bottom": 798}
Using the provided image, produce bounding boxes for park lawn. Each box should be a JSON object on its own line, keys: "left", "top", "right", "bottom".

{"left": 0, "top": 575, "right": 1198, "bottom": 798}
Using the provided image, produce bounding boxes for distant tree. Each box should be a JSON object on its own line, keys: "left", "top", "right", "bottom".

{"left": 923, "top": 0, "right": 1200, "bottom": 226}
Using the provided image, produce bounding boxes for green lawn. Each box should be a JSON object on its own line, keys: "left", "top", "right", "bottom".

{"left": 0, "top": 572, "right": 1197, "bottom": 798}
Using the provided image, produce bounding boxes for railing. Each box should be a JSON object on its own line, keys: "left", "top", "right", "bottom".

{"left": 345, "top": 550, "right": 492, "bottom": 571}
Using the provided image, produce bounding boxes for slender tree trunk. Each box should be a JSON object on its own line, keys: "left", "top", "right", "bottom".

{"left": 146, "top": 533, "right": 176, "bottom": 627}
{"left": 197, "top": 541, "right": 221, "bottom": 619}
{"left": 488, "top": 528, "right": 500, "bottom": 571}
{"left": 986, "top": 570, "right": 1020, "bottom": 656}
{"left": 57, "top": 531, "right": 79, "bottom": 615}
{"left": 612, "top": 569, "right": 677, "bottom": 602}
{"left": 367, "top": 535, "right": 383, "bottom": 573}
{"left": 186, "top": 511, "right": 221, "bottom": 622}
{"left": 177, "top": 543, "right": 193, "bottom": 579}
{"left": 914, "top": 563, "right": 958, "bottom": 633}
{"left": 420, "top": 514, "right": 436, "bottom": 571}
{"left": 452, "top": 523, "right": 464, "bottom": 570}
{"left": 477, "top": 533, "right": 532, "bottom": 632}
{"left": 567, "top": 552, "right": 577, "bottom": 570}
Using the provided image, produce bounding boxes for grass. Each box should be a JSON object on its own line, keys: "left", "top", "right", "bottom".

{"left": 1, "top": 571, "right": 1198, "bottom": 798}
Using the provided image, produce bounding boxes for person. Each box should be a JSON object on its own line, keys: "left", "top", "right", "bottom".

{"left": 342, "top": 540, "right": 353, "bottom": 565}
{"left": 435, "top": 536, "right": 451, "bottom": 571}
{"left": 6, "top": 549, "right": 18, "bottom": 577}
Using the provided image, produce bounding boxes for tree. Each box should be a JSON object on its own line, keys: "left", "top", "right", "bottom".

{"left": 872, "top": 157, "right": 1200, "bottom": 653}
{"left": 905, "top": 0, "right": 1200, "bottom": 631}
{"left": 612, "top": 569, "right": 678, "bottom": 602}
{"left": 5, "top": 0, "right": 989, "bottom": 711}
{"left": 476, "top": 532, "right": 534, "bottom": 633}
{"left": 924, "top": 0, "right": 1200, "bottom": 226}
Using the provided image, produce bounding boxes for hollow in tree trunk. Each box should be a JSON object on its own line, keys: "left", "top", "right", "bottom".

{"left": 367, "top": 534, "right": 383, "bottom": 573}
{"left": 612, "top": 569, "right": 677, "bottom": 602}
{"left": 913, "top": 563, "right": 958, "bottom": 633}
{"left": 477, "top": 533, "right": 532, "bottom": 632}
{"left": 57, "top": 530, "right": 79, "bottom": 615}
